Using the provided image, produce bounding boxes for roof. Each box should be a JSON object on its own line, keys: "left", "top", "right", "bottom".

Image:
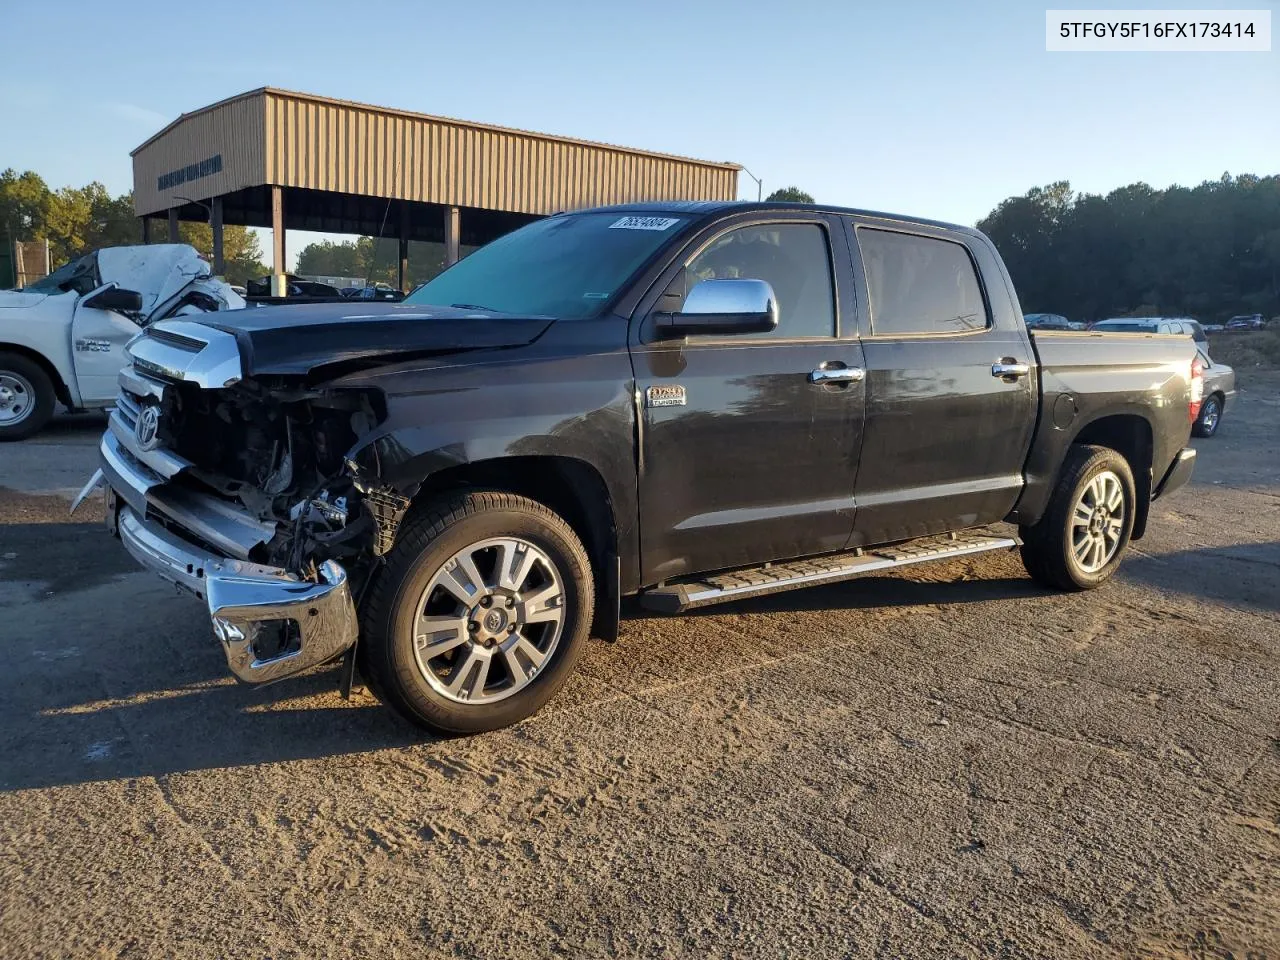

{"left": 583, "top": 200, "right": 976, "bottom": 234}
{"left": 132, "top": 87, "right": 741, "bottom": 171}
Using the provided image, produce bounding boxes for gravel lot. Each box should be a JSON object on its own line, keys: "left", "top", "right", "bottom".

{"left": 1, "top": 379, "right": 1277, "bottom": 959}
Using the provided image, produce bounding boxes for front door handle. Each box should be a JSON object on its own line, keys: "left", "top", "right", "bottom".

{"left": 809, "top": 365, "right": 865, "bottom": 384}
{"left": 992, "top": 359, "right": 1030, "bottom": 380}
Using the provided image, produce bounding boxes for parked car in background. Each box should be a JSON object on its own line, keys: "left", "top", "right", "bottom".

{"left": 1089, "top": 318, "right": 1232, "bottom": 437}
{"left": 1092, "top": 317, "right": 1203, "bottom": 342}
{"left": 1024, "top": 312, "right": 1072, "bottom": 331}
{"left": 1194, "top": 346, "right": 1235, "bottom": 438}
{"left": 77, "top": 201, "right": 1202, "bottom": 734}
{"left": 1202, "top": 323, "right": 1225, "bottom": 333}
{"left": 0, "top": 245, "right": 243, "bottom": 440}
{"left": 1227, "top": 314, "right": 1264, "bottom": 331}
{"left": 245, "top": 275, "right": 344, "bottom": 298}
{"left": 340, "top": 283, "right": 401, "bottom": 300}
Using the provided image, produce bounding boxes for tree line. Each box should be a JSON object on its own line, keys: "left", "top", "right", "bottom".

{"left": 0, "top": 169, "right": 267, "bottom": 285}
{"left": 978, "top": 173, "right": 1280, "bottom": 323}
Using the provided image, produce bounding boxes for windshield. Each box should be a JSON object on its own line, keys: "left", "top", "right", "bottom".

{"left": 25, "top": 252, "right": 99, "bottom": 295}
{"left": 404, "top": 212, "right": 686, "bottom": 319}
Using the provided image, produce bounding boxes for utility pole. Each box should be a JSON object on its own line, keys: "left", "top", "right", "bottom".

{"left": 740, "top": 167, "right": 763, "bottom": 202}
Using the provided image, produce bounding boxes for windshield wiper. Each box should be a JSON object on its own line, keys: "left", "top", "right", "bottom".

{"left": 450, "top": 303, "right": 495, "bottom": 311}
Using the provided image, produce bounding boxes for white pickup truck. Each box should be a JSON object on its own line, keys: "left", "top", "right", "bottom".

{"left": 0, "top": 244, "right": 244, "bottom": 440}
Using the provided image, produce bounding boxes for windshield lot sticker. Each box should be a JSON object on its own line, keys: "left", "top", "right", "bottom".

{"left": 646, "top": 385, "right": 687, "bottom": 408}
{"left": 610, "top": 216, "right": 681, "bottom": 231}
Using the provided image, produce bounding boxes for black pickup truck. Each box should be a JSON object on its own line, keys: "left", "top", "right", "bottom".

{"left": 77, "top": 201, "right": 1202, "bottom": 733}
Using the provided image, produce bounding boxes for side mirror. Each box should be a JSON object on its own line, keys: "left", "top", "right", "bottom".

{"left": 83, "top": 284, "right": 144, "bottom": 314}
{"left": 653, "top": 278, "right": 779, "bottom": 338}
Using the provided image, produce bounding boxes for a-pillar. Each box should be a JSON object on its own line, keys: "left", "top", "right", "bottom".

{"left": 270, "top": 185, "right": 286, "bottom": 296}
{"left": 167, "top": 208, "right": 179, "bottom": 242}
{"left": 444, "top": 205, "right": 460, "bottom": 267}
{"left": 211, "top": 196, "right": 225, "bottom": 277}
{"left": 398, "top": 203, "right": 410, "bottom": 292}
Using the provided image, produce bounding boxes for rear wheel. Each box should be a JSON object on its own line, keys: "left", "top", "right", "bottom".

{"left": 1192, "top": 394, "right": 1222, "bottom": 438}
{"left": 1020, "top": 444, "right": 1136, "bottom": 591}
{"left": 0, "top": 353, "right": 56, "bottom": 441}
{"left": 359, "top": 490, "right": 594, "bottom": 734}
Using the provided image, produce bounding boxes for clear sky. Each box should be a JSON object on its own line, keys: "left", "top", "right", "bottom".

{"left": 2, "top": 0, "right": 1276, "bottom": 267}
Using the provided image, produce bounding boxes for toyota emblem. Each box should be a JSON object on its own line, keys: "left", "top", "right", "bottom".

{"left": 135, "top": 404, "right": 161, "bottom": 451}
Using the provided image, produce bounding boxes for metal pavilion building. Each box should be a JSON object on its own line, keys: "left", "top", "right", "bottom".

{"left": 131, "top": 88, "right": 741, "bottom": 290}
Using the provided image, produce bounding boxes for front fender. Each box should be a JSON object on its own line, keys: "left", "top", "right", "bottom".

{"left": 338, "top": 319, "right": 640, "bottom": 589}
{"left": 0, "top": 303, "right": 79, "bottom": 406}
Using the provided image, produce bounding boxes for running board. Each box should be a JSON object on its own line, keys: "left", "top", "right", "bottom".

{"left": 639, "top": 531, "right": 1021, "bottom": 614}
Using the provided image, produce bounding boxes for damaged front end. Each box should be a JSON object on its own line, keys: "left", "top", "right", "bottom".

{"left": 87, "top": 319, "right": 407, "bottom": 685}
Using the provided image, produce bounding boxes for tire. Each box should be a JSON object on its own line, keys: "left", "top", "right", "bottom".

{"left": 0, "top": 352, "right": 56, "bottom": 441}
{"left": 1019, "top": 444, "right": 1136, "bottom": 591}
{"left": 359, "top": 490, "right": 594, "bottom": 734}
{"left": 1191, "top": 394, "right": 1222, "bottom": 438}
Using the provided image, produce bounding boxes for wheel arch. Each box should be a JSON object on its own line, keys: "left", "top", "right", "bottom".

{"left": 1068, "top": 413, "right": 1154, "bottom": 540}
{"left": 403, "top": 455, "right": 620, "bottom": 641}
{"left": 0, "top": 341, "right": 72, "bottom": 408}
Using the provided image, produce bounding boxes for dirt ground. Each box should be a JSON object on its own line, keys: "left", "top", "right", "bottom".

{"left": 1, "top": 378, "right": 1277, "bottom": 960}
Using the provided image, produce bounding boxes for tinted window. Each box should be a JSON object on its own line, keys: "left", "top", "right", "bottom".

{"left": 686, "top": 223, "right": 835, "bottom": 338}
{"left": 1093, "top": 321, "right": 1152, "bottom": 333}
{"left": 858, "top": 229, "right": 987, "bottom": 336}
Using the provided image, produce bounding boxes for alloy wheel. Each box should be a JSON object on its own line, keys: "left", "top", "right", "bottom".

{"left": 1200, "top": 398, "right": 1220, "bottom": 434}
{"left": 413, "top": 537, "right": 566, "bottom": 704}
{"left": 1071, "top": 470, "right": 1126, "bottom": 573}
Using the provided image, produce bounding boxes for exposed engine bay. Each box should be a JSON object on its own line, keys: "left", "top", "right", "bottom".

{"left": 154, "top": 377, "right": 405, "bottom": 575}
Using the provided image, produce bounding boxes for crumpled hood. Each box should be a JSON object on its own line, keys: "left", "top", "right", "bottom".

{"left": 0, "top": 290, "right": 52, "bottom": 309}
{"left": 201, "top": 301, "right": 556, "bottom": 377}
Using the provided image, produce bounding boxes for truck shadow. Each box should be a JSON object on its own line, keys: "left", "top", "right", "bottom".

{"left": 7, "top": 539, "right": 1272, "bottom": 794}
{"left": 1121, "top": 540, "right": 1280, "bottom": 614}
{"left": 0, "top": 664, "right": 428, "bottom": 793}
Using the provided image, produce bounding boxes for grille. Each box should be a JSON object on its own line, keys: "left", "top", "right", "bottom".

{"left": 116, "top": 389, "right": 142, "bottom": 428}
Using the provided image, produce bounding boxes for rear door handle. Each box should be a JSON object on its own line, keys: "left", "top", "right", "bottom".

{"left": 809, "top": 365, "right": 865, "bottom": 384}
{"left": 992, "top": 359, "right": 1030, "bottom": 380}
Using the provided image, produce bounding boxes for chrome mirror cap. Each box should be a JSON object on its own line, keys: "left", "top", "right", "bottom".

{"left": 653, "top": 278, "right": 779, "bottom": 338}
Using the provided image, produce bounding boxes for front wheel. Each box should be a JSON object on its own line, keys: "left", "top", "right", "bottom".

{"left": 0, "top": 353, "right": 56, "bottom": 441}
{"left": 359, "top": 490, "right": 594, "bottom": 734}
{"left": 1020, "top": 444, "right": 1136, "bottom": 591}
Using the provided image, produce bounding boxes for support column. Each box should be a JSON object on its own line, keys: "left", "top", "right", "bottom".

{"left": 270, "top": 185, "right": 286, "bottom": 297}
{"left": 444, "top": 205, "right": 460, "bottom": 268}
{"left": 398, "top": 203, "right": 410, "bottom": 292}
{"left": 167, "top": 208, "right": 179, "bottom": 243}
{"left": 141, "top": 217, "right": 151, "bottom": 244}
{"left": 211, "top": 196, "right": 225, "bottom": 277}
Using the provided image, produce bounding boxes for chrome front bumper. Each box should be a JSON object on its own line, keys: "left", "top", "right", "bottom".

{"left": 76, "top": 324, "right": 358, "bottom": 685}
{"left": 116, "top": 504, "right": 358, "bottom": 684}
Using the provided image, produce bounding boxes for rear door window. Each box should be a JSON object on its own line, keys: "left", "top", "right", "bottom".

{"left": 857, "top": 229, "right": 987, "bottom": 336}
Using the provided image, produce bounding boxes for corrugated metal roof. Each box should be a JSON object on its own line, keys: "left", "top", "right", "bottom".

{"left": 133, "top": 88, "right": 739, "bottom": 168}
{"left": 133, "top": 88, "right": 740, "bottom": 218}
